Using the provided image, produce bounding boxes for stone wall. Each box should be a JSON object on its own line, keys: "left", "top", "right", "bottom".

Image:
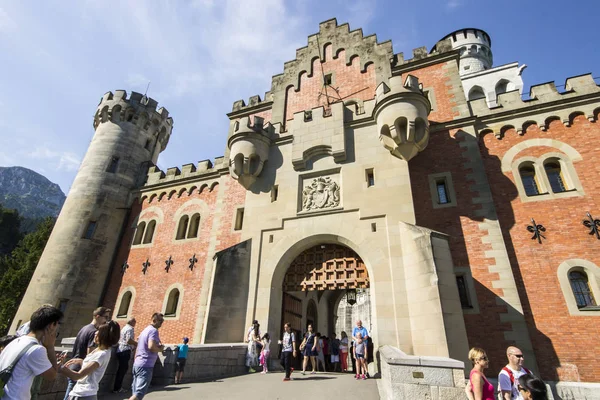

{"left": 37, "top": 342, "right": 248, "bottom": 399}
{"left": 378, "top": 345, "right": 466, "bottom": 400}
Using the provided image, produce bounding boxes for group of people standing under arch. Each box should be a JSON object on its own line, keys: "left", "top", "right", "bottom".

{"left": 245, "top": 319, "right": 372, "bottom": 381}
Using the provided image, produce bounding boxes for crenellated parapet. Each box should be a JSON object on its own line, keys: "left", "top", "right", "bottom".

{"left": 373, "top": 75, "right": 431, "bottom": 161}
{"left": 471, "top": 74, "right": 600, "bottom": 139}
{"left": 145, "top": 157, "right": 226, "bottom": 187}
{"left": 227, "top": 116, "right": 273, "bottom": 189}
{"left": 289, "top": 101, "right": 345, "bottom": 170}
{"left": 94, "top": 90, "right": 173, "bottom": 151}
{"left": 270, "top": 18, "right": 393, "bottom": 94}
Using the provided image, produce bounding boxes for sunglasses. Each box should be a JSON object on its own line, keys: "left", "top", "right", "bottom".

{"left": 517, "top": 385, "right": 527, "bottom": 392}
{"left": 511, "top": 354, "right": 524, "bottom": 358}
{"left": 478, "top": 356, "right": 488, "bottom": 361}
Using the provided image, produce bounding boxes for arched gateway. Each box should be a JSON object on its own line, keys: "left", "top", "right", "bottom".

{"left": 281, "top": 244, "right": 370, "bottom": 340}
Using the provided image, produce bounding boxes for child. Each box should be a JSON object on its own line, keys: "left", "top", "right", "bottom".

{"left": 260, "top": 333, "right": 271, "bottom": 373}
{"left": 353, "top": 332, "right": 368, "bottom": 380}
{"left": 175, "top": 337, "right": 189, "bottom": 384}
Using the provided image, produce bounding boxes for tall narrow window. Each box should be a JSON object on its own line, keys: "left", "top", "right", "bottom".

{"left": 83, "top": 221, "right": 97, "bottom": 239}
{"left": 545, "top": 162, "right": 567, "bottom": 193}
{"left": 106, "top": 156, "right": 119, "bottom": 173}
{"left": 569, "top": 271, "right": 596, "bottom": 308}
{"left": 271, "top": 185, "right": 279, "bottom": 202}
{"left": 165, "top": 289, "right": 180, "bottom": 316}
{"left": 117, "top": 291, "right": 133, "bottom": 318}
{"left": 187, "top": 214, "right": 200, "bottom": 238}
{"left": 133, "top": 222, "right": 146, "bottom": 245}
{"left": 324, "top": 73, "right": 332, "bottom": 86}
{"left": 366, "top": 169, "right": 375, "bottom": 187}
{"left": 176, "top": 216, "right": 189, "bottom": 240}
{"left": 235, "top": 208, "right": 244, "bottom": 231}
{"left": 142, "top": 220, "right": 156, "bottom": 244}
{"left": 456, "top": 275, "right": 472, "bottom": 308}
{"left": 519, "top": 166, "right": 539, "bottom": 196}
{"left": 436, "top": 180, "right": 450, "bottom": 204}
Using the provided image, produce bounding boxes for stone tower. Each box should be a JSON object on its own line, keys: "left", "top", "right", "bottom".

{"left": 433, "top": 28, "right": 492, "bottom": 76}
{"left": 10, "top": 91, "right": 173, "bottom": 336}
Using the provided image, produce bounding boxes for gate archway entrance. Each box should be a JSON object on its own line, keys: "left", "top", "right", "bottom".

{"left": 280, "top": 243, "right": 371, "bottom": 370}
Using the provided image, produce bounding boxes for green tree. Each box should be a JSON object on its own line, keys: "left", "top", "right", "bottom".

{"left": 0, "top": 217, "right": 54, "bottom": 335}
{"left": 0, "top": 203, "right": 22, "bottom": 256}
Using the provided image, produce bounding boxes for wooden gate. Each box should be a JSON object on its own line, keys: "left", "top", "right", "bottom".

{"left": 282, "top": 244, "right": 369, "bottom": 291}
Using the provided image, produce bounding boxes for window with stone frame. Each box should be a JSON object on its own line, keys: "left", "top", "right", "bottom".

{"left": 519, "top": 165, "right": 540, "bottom": 196}
{"left": 456, "top": 275, "right": 472, "bottom": 308}
{"left": 569, "top": 270, "right": 597, "bottom": 309}
{"left": 544, "top": 161, "right": 567, "bottom": 193}
{"left": 117, "top": 291, "right": 133, "bottom": 318}
{"left": 142, "top": 220, "right": 156, "bottom": 244}
{"left": 176, "top": 215, "right": 189, "bottom": 240}
{"left": 165, "top": 288, "right": 180, "bottom": 316}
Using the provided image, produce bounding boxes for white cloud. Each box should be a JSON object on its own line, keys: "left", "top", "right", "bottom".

{"left": 0, "top": 7, "right": 17, "bottom": 32}
{"left": 29, "top": 148, "right": 81, "bottom": 172}
{"left": 446, "top": 0, "right": 463, "bottom": 10}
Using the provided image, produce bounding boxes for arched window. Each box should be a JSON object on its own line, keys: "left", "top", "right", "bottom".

{"left": 519, "top": 165, "right": 539, "bottom": 196}
{"left": 176, "top": 216, "right": 189, "bottom": 240}
{"left": 395, "top": 117, "right": 408, "bottom": 143}
{"left": 187, "top": 214, "right": 200, "bottom": 238}
{"left": 133, "top": 222, "right": 146, "bottom": 245}
{"left": 544, "top": 161, "right": 567, "bottom": 193}
{"left": 495, "top": 80, "right": 509, "bottom": 97}
{"left": 117, "top": 291, "right": 133, "bottom": 318}
{"left": 165, "top": 288, "right": 180, "bottom": 316}
{"left": 569, "top": 271, "right": 597, "bottom": 308}
{"left": 143, "top": 220, "right": 156, "bottom": 244}
{"left": 468, "top": 86, "right": 485, "bottom": 101}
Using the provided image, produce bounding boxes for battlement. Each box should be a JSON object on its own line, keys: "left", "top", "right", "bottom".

{"left": 231, "top": 115, "right": 281, "bottom": 138}
{"left": 94, "top": 90, "right": 174, "bottom": 151}
{"left": 270, "top": 18, "right": 393, "bottom": 94}
{"left": 471, "top": 73, "right": 600, "bottom": 138}
{"left": 145, "top": 157, "right": 226, "bottom": 187}
{"left": 231, "top": 93, "right": 273, "bottom": 113}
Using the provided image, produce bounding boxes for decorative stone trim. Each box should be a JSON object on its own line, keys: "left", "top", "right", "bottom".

{"left": 511, "top": 151, "right": 584, "bottom": 203}
{"left": 454, "top": 267, "right": 480, "bottom": 314}
{"left": 556, "top": 259, "right": 600, "bottom": 316}
{"left": 428, "top": 172, "right": 457, "bottom": 209}
{"left": 162, "top": 283, "right": 184, "bottom": 320}
{"left": 115, "top": 286, "right": 136, "bottom": 320}
{"left": 501, "top": 139, "right": 582, "bottom": 172}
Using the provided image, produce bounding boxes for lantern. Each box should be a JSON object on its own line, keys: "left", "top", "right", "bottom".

{"left": 346, "top": 288, "right": 357, "bottom": 306}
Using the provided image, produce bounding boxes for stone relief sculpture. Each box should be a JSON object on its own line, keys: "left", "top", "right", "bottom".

{"left": 302, "top": 177, "right": 340, "bottom": 211}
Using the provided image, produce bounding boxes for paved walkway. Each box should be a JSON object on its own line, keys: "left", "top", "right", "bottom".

{"left": 105, "top": 371, "right": 380, "bottom": 400}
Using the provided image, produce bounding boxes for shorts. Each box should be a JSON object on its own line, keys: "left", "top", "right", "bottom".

{"left": 175, "top": 358, "right": 187, "bottom": 372}
{"left": 356, "top": 353, "right": 365, "bottom": 359}
{"left": 131, "top": 366, "right": 154, "bottom": 399}
{"left": 331, "top": 354, "right": 340, "bottom": 362}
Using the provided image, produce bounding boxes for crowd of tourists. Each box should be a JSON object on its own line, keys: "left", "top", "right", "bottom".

{"left": 0, "top": 305, "right": 551, "bottom": 399}
{"left": 245, "top": 319, "right": 372, "bottom": 382}
{"left": 466, "top": 346, "right": 548, "bottom": 400}
{"left": 0, "top": 305, "right": 180, "bottom": 400}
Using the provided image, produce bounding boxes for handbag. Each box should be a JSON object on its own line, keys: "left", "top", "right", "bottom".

{"left": 0, "top": 341, "right": 36, "bottom": 396}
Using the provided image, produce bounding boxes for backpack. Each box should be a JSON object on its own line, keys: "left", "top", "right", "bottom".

{"left": 0, "top": 342, "right": 36, "bottom": 397}
{"left": 498, "top": 367, "right": 532, "bottom": 400}
{"left": 332, "top": 339, "right": 340, "bottom": 356}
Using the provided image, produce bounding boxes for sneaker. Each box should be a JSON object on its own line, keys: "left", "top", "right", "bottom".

{"left": 355, "top": 374, "right": 359, "bottom": 379}
{"left": 249, "top": 367, "right": 256, "bottom": 373}
{"left": 302, "top": 371, "right": 305, "bottom": 375}
{"left": 362, "top": 375, "right": 367, "bottom": 380}
{"left": 283, "top": 377, "right": 291, "bottom": 381}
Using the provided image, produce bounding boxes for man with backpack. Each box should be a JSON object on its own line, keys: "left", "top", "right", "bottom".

{"left": 0, "top": 305, "right": 63, "bottom": 399}
{"left": 498, "top": 346, "right": 532, "bottom": 400}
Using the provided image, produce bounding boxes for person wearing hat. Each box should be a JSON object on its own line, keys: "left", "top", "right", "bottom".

{"left": 174, "top": 337, "right": 189, "bottom": 384}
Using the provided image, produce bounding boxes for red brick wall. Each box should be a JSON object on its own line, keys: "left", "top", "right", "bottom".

{"left": 103, "top": 176, "right": 246, "bottom": 343}
{"left": 410, "top": 128, "right": 514, "bottom": 376}
{"left": 284, "top": 48, "right": 376, "bottom": 122}
{"left": 404, "top": 61, "right": 462, "bottom": 122}
{"left": 481, "top": 116, "right": 600, "bottom": 382}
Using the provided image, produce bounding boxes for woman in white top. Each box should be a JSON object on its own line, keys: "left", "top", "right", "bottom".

{"left": 59, "top": 321, "right": 120, "bottom": 400}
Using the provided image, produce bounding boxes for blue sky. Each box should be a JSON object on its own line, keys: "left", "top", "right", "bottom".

{"left": 1, "top": 0, "right": 598, "bottom": 193}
